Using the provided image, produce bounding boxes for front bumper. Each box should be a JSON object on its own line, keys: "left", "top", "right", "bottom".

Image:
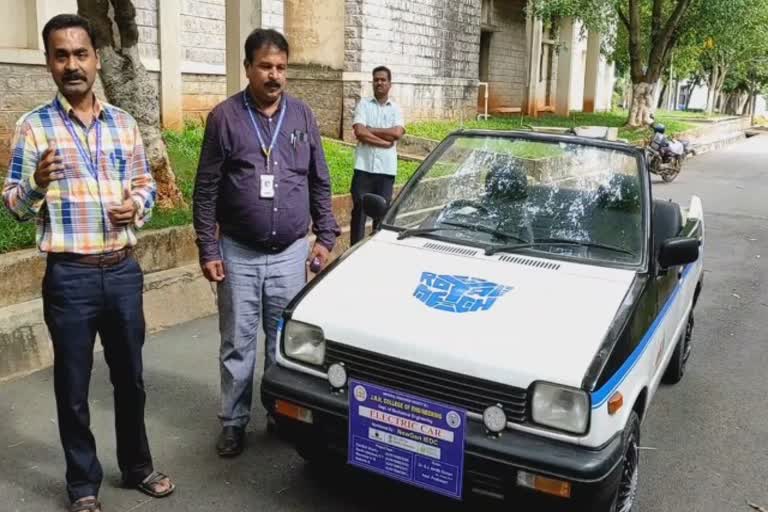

{"left": 262, "top": 364, "right": 624, "bottom": 509}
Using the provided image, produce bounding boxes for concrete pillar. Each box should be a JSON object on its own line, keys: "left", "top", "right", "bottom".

{"left": 582, "top": 29, "right": 601, "bottom": 113}
{"left": 524, "top": 15, "right": 544, "bottom": 117}
{"left": 159, "top": 0, "right": 183, "bottom": 130}
{"left": 226, "top": 0, "right": 263, "bottom": 97}
{"left": 555, "top": 17, "right": 576, "bottom": 117}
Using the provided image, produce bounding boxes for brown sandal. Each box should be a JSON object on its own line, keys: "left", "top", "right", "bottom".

{"left": 69, "top": 496, "right": 101, "bottom": 512}
{"left": 135, "top": 471, "right": 175, "bottom": 498}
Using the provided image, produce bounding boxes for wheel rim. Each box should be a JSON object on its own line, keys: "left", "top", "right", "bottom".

{"left": 615, "top": 432, "right": 639, "bottom": 512}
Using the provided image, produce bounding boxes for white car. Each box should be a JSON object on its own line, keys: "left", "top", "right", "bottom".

{"left": 262, "top": 131, "right": 704, "bottom": 511}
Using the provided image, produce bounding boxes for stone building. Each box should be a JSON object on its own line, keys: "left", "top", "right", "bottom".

{"left": 0, "top": 0, "right": 615, "bottom": 168}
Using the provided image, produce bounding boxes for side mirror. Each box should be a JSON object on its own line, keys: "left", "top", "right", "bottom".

{"left": 362, "top": 193, "right": 388, "bottom": 224}
{"left": 658, "top": 237, "right": 699, "bottom": 269}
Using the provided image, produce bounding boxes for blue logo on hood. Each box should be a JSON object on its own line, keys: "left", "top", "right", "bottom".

{"left": 414, "top": 272, "right": 513, "bottom": 313}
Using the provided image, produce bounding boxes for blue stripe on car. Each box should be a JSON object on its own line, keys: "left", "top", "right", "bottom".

{"left": 591, "top": 264, "right": 694, "bottom": 408}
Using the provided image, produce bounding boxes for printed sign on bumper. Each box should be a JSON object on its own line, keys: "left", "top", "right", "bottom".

{"left": 348, "top": 380, "right": 466, "bottom": 499}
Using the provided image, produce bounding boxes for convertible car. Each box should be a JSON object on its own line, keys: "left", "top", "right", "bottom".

{"left": 262, "top": 130, "right": 704, "bottom": 511}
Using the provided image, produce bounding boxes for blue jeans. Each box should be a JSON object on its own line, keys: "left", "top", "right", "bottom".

{"left": 217, "top": 236, "right": 309, "bottom": 428}
{"left": 42, "top": 256, "right": 153, "bottom": 502}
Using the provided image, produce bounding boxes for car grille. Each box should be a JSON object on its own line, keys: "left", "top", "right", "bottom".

{"left": 325, "top": 341, "right": 528, "bottom": 424}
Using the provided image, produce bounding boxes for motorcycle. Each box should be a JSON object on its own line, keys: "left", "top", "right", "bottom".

{"left": 645, "top": 120, "right": 695, "bottom": 183}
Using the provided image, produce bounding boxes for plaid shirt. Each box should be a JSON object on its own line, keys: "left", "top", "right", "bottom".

{"left": 2, "top": 93, "right": 156, "bottom": 255}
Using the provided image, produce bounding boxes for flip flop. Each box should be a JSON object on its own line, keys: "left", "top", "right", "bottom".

{"left": 135, "top": 471, "right": 175, "bottom": 498}
{"left": 70, "top": 497, "right": 101, "bottom": 512}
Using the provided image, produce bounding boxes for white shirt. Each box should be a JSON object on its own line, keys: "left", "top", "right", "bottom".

{"left": 353, "top": 97, "right": 405, "bottom": 176}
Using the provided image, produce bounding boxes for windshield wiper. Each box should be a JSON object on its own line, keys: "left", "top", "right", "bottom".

{"left": 396, "top": 226, "right": 463, "bottom": 240}
{"left": 397, "top": 222, "right": 528, "bottom": 243}
{"left": 485, "top": 238, "right": 635, "bottom": 257}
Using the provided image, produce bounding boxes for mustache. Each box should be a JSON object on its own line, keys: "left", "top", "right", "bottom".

{"left": 265, "top": 80, "right": 281, "bottom": 89}
{"left": 63, "top": 72, "right": 86, "bottom": 81}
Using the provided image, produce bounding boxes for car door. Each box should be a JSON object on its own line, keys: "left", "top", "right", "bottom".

{"left": 650, "top": 199, "right": 685, "bottom": 384}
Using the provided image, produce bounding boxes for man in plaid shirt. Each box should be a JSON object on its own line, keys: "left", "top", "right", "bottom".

{"left": 2, "top": 14, "right": 173, "bottom": 512}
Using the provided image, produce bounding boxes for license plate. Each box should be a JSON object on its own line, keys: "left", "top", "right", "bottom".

{"left": 347, "top": 379, "right": 466, "bottom": 499}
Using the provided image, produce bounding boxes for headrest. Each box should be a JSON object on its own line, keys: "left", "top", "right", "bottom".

{"left": 596, "top": 174, "right": 641, "bottom": 211}
{"left": 485, "top": 159, "right": 528, "bottom": 201}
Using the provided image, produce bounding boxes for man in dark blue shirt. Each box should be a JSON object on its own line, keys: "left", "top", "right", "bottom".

{"left": 193, "top": 29, "right": 340, "bottom": 457}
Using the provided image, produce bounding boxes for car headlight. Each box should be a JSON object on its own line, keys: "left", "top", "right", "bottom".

{"left": 531, "top": 382, "right": 590, "bottom": 434}
{"left": 283, "top": 320, "right": 325, "bottom": 365}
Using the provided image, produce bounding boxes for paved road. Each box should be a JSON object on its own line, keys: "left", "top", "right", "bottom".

{"left": 639, "top": 134, "right": 768, "bottom": 512}
{"left": 1, "top": 135, "right": 766, "bottom": 512}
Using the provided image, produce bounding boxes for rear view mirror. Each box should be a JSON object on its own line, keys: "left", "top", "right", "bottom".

{"left": 658, "top": 237, "right": 699, "bottom": 269}
{"left": 362, "top": 194, "right": 388, "bottom": 224}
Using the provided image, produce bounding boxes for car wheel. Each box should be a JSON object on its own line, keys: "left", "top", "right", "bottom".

{"left": 663, "top": 312, "right": 694, "bottom": 384}
{"left": 603, "top": 411, "right": 641, "bottom": 512}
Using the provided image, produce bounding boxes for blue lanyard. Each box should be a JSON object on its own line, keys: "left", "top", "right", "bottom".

{"left": 55, "top": 99, "right": 102, "bottom": 179}
{"left": 243, "top": 90, "right": 286, "bottom": 163}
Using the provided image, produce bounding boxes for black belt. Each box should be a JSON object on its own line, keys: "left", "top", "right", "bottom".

{"left": 47, "top": 247, "right": 133, "bottom": 267}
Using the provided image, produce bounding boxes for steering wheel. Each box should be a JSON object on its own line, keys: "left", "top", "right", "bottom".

{"left": 444, "top": 199, "right": 491, "bottom": 216}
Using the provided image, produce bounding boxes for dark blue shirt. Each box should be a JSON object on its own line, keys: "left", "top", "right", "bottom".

{"left": 193, "top": 91, "right": 340, "bottom": 263}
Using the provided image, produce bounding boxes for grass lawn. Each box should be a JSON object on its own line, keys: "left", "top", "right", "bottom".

{"left": 0, "top": 124, "right": 420, "bottom": 254}
{"left": 406, "top": 110, "right": 697, "bottom": 144}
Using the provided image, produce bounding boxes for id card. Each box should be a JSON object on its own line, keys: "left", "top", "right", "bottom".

{"left": 260, "top": 174, "right": 275, "bottom": 199}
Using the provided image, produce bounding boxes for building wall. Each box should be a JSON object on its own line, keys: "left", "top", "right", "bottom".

{"left": 686, "top": 84, "right": 709, "bottom": 111}
{"left": 135, "top": 0, "right": 160, "bottom": 61}
{"left": 569, "top": 23, "right": 588, "bottom": 112}
{"left": 285, "top": 0, "right": 345, "bottom": 69}
{"left": 0, "top": 0, "right": 36, "bottom": 48}
{"left": 262, "top": 0, "right": 286, "bottom": 32}
{"left": 345, "top": 0, "right": 481, "bottom": 134}
{"left": 484, "top": 0, "right": 527, "bottom": 110}
{"left": 595, "top": 59, "right": 615, "bottom": 112}
{"left": 182, "top": 73, "right": 227, "bottom": 124}
{"left": 181, "top": 0, "right": 225, "bottom": 67}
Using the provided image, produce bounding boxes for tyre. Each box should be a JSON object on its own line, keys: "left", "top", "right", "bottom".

{"left": 661, "top": 159, "right": 681, "bottom": 182}
{"left": 663, "top": 312, "right": 695, "bottom": 384}
{"left": 601, "top": 411, "right": 641, "bottom": 512}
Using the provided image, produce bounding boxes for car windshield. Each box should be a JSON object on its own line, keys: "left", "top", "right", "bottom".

{"left": 385, "top": 135, "right": 645, "bottom": 266}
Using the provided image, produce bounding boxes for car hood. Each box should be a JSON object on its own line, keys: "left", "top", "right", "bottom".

{"left": 292, "top": 234, "right": 637, "bottom": 389}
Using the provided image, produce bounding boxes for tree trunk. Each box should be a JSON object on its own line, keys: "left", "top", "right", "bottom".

{"left": 726, "top": 93, "right": 743, "bottom": 116}
{"left": 751, "top": 93, "right": 758, "bottom": 125}
{"left": 742, "top": 93, "right": 754, "bottom": 116}
{"left": 627, "top": 82, "right": 656, "bottom": 127}
{"left": 657, "top": 82, "right": 667, "bottom": 109}
{"left": 98, "top": 47, "right": 183, "bottom": 208}
{"left": 706, "top": 68, "right": 718, "bottom": 114}
{"left": 78, "top": 0, "right": 183, "bottom": 209}
{"left": 737, "top": 94, "right": 749, "bottom": 116}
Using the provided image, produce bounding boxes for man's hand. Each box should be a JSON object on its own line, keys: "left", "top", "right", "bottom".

{"left": 108, "top": 188, "right": 138, "bottom": 226}
{"left": 33, "top": 142, "right": 65, "bottom": 188}
{"left": 368, "top": 127, "right": 404, "bottom": 143}
{"left": 353, "top": 124, "right": 395, "bottom": 148}
{"left": 308, "top": 243, "right": 331, "bottom": 271}
{"left": 202, "top": 260, "right": 226, "bottom": 282}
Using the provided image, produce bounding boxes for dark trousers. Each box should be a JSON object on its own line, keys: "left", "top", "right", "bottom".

{"left": 350, "top": 169, "right": 395, "bottom": 245}
{"left": 42, "top": 256, "right": 153, "bottom": 501}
